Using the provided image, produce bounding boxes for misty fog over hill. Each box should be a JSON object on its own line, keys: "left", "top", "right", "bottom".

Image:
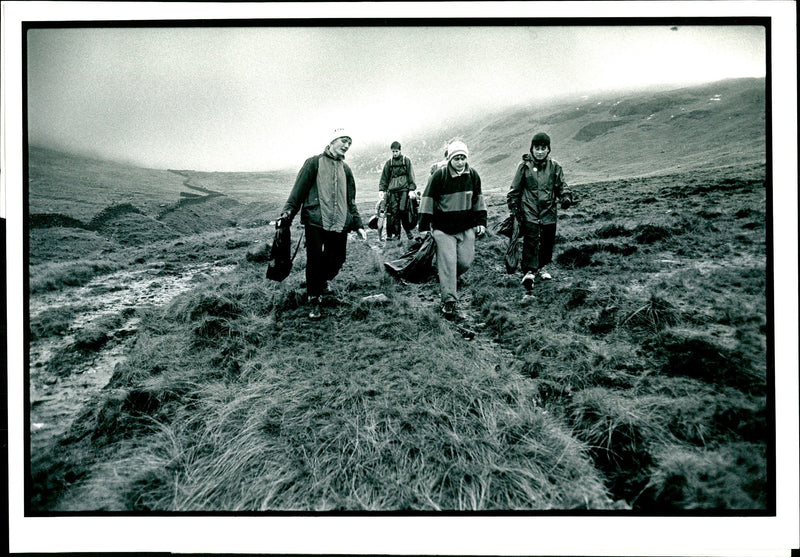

{"left": 28, "top": 77, "right": 766, "bottom": 212}
{"left": 345, "top": 77, "right": 766, "bottom": 192}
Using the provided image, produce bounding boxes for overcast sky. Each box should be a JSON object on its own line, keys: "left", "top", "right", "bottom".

{"left": 26, "top": 24, "right": 765, "bottom": 171}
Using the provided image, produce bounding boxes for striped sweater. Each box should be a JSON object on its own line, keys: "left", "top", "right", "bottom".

{"left": 418, "top": 163, "right": 487, "bottom": 234}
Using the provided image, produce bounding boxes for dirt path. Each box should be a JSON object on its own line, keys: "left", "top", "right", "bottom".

{"left": 29, "top": 261, "right": 237, "bottom": 456}
{"left": 167, "top": 169, "right": 224, "bottom": 196}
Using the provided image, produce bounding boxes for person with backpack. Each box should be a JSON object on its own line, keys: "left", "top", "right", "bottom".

{"left": 278, "top": 127, "right": 367, "bottom": 319}
{"left": 430, "top": 147, "right": 448, "bottom": 175}
{"left": 506, "top": 132, "right": 574, "bottom": 299}
{"left": 378, "top": 141, "right": 418, "bottom": 242}
{"left": 418, "top": 139, "right": 487, "bottom": 319}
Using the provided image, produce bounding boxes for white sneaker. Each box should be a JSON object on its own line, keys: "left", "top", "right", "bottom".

{"left": 308, "top": 296, "right": 322, "bottom": 319}
{"left": 537, "top": 268, "right": 552, "bottom": 280}
{"left": 521, "top": 271, "right": 535, "bottom": 290}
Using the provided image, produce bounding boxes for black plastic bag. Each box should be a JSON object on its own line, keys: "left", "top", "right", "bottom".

{"left": 494, "top": 214, "right": 515, "bottom": 239}
{"left": 401, "top": 194, "right": 419, "bottom": 233}
{"left": 384, "top": 233, "right": 436, "bottom": 283}
{"left": 496, "top": 216, "right": 523, "bottom": 274}
{"left": 266, "top": 224, "right": 304, "bottom": 282}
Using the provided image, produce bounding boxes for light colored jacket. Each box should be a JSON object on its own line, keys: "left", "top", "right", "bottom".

{"left": 282, "top": 148, "right": 363, "bottom": 233}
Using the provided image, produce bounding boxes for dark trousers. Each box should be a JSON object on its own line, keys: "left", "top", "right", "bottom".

{"left": 521, "top": 221, "right": 557, "bottom": 273}
{"left": 304, "top": 225, "right": 348, "bottom": 297}
{"left": 385, "top": 190, "right": 414, "bottom": 238}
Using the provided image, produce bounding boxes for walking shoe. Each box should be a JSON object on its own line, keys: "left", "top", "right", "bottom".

{"left": 521, "top": 271, "right": 536, "bottom": 291}
{"left": 441, "top": 301, "right": 458, "bottom": 319}
{"left": 537, "top": 267, "right": 552, "bottom": 280}
{"left": 308, "top": 296, "right": 322, "bottom": 319}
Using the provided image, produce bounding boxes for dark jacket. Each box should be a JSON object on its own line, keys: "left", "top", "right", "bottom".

{"left": 507, "top": 154, "right": 571, "bottom": 225}
{"left": 379, "top": 155, "right": 416, "bottom": 192}
{"left": 282, "top": 149, "right": 363, "bottom": 233}
{"left": 419, "top": 163, "right": 487, "bottom": 235}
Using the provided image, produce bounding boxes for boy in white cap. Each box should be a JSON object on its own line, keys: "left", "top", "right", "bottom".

{"left": 507, "top": 132, "right": 574, "bottom": 298}
{"left": 418, "top": 139, "right": 487, "bottom": 319}
{"left": 279, "top": 127, "right": 368, "bottom": 319}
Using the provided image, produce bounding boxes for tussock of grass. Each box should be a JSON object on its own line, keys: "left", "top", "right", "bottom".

{"left": 633, "top": 224, "right": 672, "bottom": 244}
{"left": 636, "top": 382, "right": 767, "bottom": 446}
{"left": 29, "top": 259, "right": 120, "bottom": 293}
{"left": 556, "top": 242, "right": 637, "bottom": 268}
{"left": 29, "top": 306, "right": 81, "bottom": 340}
{"left": 70, "top": 313, "right": 126, "bottom": 352}
{"left": 594, "top": 223, "right": 632, "bottom": 239}
{"left": 621, "top": 294, "right": 680, "bottom": 335}
{"left": 133, "top": 362, "right": 610, "bottom": 511}
{"left": 59, "top": 275, "right": 614, "bottom": 511}
{"left": 567, "top": 388, "right": 668, "bottom": 504}
{"left": 643, "top": 442, "right": 767, "bottom": 509}
{"left": 658, "top": 329, "right": 765, "bottom": 393}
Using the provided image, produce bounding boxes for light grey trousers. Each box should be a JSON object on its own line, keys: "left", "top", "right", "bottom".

{"left": 432, "top": 228, "right": 476, "bottom": 304}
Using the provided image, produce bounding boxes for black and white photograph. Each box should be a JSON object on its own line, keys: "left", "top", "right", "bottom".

{"left": 4, "top": 1, "right": 798, "bottom": 555}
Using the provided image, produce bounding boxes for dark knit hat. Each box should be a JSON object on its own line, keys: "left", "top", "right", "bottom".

{"left": 530, "top": 132, "right": 551, "bottom": 149}
{"left": 390, "top": 141, "right": 401, "bottom": 150}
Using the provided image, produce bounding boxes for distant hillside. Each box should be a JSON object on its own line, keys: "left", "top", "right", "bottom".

{"left": 27, "top": 147, "right": 294, "bottom": 220}
{"left": 28, "top": 147, "right": 187, "bottom": 220}
{"left": 346, "top": 77, "right": 766, "bottom": 192}
{"left": 28, "top": 77, "right": 765, "bottom": 217}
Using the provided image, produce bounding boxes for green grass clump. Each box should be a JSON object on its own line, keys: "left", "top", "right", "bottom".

{"left": 621, "top": 294, "right": 680, "bottom": 336}
{"left": 29, "top": 259, "right": 120, "bottom": 294}
{"left": 567, "top": 388, "right": 672, "bottom": 505}
{"left": 71, "top": 313, "right": 127, "bottom": 352}
{"left": 642, "top": 442, "right": 767, "bottom": 509}
{"left": 48, "top": 273, "right": 615, "bottom": 511}
{"left": 633, "top": 224, "right": 672, "bottom": 244}
{"left": 29, "top": 306, "right": 81, "bottom": 340}
{"left": 657, "top": 329, "right": 765, "bottom": 394}
{"left": 594, "top": 223, "right": 632, "bottom": 239}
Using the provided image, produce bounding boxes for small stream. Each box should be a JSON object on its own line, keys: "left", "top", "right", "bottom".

{"left": 29, "top": 261, "right": 237, "bottom": 455}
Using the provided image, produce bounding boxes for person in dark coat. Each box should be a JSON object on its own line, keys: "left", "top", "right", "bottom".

{"left": 279, "top": 127, "right": 367, "bottom": 319}
{"left": 507, "top": 132, "right": 574, "bottom": 297}
{"left": 378, "top": 141, "right": 417, "bottom": 241}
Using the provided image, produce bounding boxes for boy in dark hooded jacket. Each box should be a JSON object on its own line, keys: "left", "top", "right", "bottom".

{"left": 507, "top": 132, "right": 574, "bottom": 295}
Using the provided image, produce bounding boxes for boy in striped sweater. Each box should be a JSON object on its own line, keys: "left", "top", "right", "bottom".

{"left": 419, "top": 140, "right": 487, "bottom": 319}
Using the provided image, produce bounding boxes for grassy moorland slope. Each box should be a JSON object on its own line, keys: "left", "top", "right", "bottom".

{"left": 27, "top": 78, "right": 768, "bottom": 511}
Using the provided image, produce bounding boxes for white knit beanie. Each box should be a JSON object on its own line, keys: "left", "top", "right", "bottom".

{"left": 328, "top": 127, "right": 352, "bottom": 145}
{"left": 447, "top": 140, "right": 469, "bottom": 161}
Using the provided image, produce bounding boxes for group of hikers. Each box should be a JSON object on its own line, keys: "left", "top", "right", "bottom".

{"left": 277, "top": 127, "right": 574, "bottom": 320}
